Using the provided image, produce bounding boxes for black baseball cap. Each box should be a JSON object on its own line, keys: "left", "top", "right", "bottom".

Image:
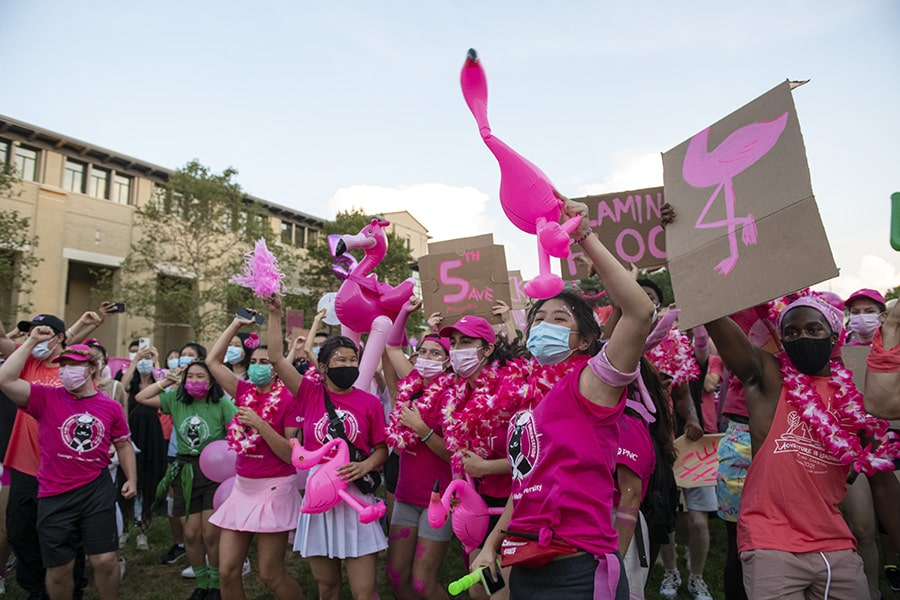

{"left": 17, "top": 314, "right": 66, "bottom": 336}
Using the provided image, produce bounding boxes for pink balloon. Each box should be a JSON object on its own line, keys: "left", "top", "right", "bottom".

{"left": 199, "top": 440, "right": 237, "bottom": 483}
{"left": 213, "top": 476, "right": 236, "bottom": 511}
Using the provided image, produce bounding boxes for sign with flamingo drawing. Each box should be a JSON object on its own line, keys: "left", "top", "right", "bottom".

{"left": 663, "top": 81, "right": 837, "bottom": 330}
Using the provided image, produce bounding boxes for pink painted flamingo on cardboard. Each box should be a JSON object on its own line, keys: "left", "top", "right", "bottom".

{"left": 334, "top": 219, "right": 415, "bottom": 390}
{"left": 682, "top": 112, "right": 788, "bottom": 275}
{"left": 427, "top": 475, "right": 504, "bottom": 554}
{"left": 460, "top": 48, "right": 581, "bottom": 299}
{"left": 290, "top": 437, "right": 386, "bottom": 524}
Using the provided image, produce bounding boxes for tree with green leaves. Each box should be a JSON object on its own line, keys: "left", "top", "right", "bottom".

{"left": 119, "top": 160, "right": 301, "bottom": 345}
{"left": 0, "top": 163, "right": 42, "bottom": 325}
{"left": 293, "top": 208, "right": 420, "bottom": 336}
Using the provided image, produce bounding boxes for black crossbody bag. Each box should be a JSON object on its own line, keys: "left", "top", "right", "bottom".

{"left": 323, "top": 390, "right": 382, "bottom": 495}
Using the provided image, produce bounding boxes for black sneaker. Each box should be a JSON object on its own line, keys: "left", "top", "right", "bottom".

{"left": 161, "top": 544, "right": 186, "bottom": 565}
{"left": 205, "top": 589, "right": 221, "bottom": 600}
{"left": 885, "top": 565, "right": 900, "bottom": 592}
{"left": 187, "top": 589, "right": 207, "bottom": 600}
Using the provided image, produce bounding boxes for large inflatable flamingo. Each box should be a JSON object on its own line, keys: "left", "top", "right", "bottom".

{"left": 427, "top": 476, "right": 505, "bottom": 554}
{"left": 460, "top": 48, "right": 582, "bottom": 299}
{"left": 334, "top": 219, "right": 415, "bottom": 390}
{"left": 290, "top": 437, "right": 386, "bottom": 524}
{"left": 682, "top": 112, "right": 788, "bottom": 275}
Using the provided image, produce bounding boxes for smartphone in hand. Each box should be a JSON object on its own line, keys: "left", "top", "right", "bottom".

{"left": 139, "top": 337, "right": 151, "bottom": 351}
{"left": 236, "top": 307, "right": 265, "bottom": 325}
{"left": 111, "top": 302, "right": 126, "bottom": 313}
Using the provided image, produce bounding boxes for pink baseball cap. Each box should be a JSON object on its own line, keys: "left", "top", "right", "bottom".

{"left": 440, "top": 315, "right": 496, "bottom": 345}
{"left": 52, "top": 344, "right": 96, "bottom": 364}
{"left": 421, "top": 333, "right": 451, "bottom": 354}
{"left": 844, "top": 288, "right": 886, "bottom": 311}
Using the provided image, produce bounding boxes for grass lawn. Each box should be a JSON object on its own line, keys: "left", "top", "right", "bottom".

{"left": 1, "top": 511, "right": 895, "bottom": 598}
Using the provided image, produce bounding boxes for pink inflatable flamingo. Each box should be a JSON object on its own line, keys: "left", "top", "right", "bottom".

{"left": 327, "top": 234, "right": 358, "bottom": 282}
{"left": 290, "top": 437, "right": 386, "bottom": 524}
{"left": 460, "top": 48, "right": 582, "bottom": 299}
{"left": 427, "top": 476, "right": 505, "bottom": 554}
{"left": 334, "top": 219, "right": 415, "bottom": 390}
{"left": 682, "top": 112, "right": 788, "bottom": 275}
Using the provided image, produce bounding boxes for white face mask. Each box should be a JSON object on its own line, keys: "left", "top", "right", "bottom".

{"left": 59, "top": 365, "right": 90, "bottom": 391}
{"left": 414, "top": 358, "right": 445, "bottom": 380}
{"left": 449, "top": 347, "right": 483, "bottom": 378}
{"left": 128, "top": 352, "right": 137, "bottom": 361}
{"left": 848, "top": 313, "right": 881, "bottom": 339}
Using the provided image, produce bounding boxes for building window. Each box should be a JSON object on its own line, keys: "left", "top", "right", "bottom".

{"left": 63, "top": 160, "right": 86, "bottom": 193}
{"left": 0, "top": 140, "right": 8, "bottom": 166}
{"left": 111, "top": 174, "right": 132, "bottom": 204}
{"left": 294, "top": 226, "right": 305, "bottom": 248}
{"left": 13, "top": 146, "right": 38, "bottom": 182}
{"left": 89, "top": 167, "right": 109, "bottom": 199}
{"left": 281, "top": 221, "right": 292, "bottom": 245}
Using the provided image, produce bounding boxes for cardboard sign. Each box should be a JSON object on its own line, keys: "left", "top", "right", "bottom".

{"left": 841, "top": 345, "right": 871, "bottom": 391}
{"left": 507, "top": 270, "right": 530, "bottom": 310}
{"left": 673, "top": 433, "right": 723, "bottom": 488}
{"left": 285, "top": 308, "right": 305, "bottom": 333}
{"left": 560, "top": 186, "right": 667, "bottom": 279}
{"left": 418, "top": 234, "right": 512, "bottom": 326}
{"left": 662, "top": 81, "right": 838, "bottom": 330}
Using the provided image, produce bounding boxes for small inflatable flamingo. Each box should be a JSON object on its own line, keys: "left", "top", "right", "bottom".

{"left": 460, "top": 48, "right": 582, "bottom": 299}
{"left": 682, "top": 112, "right": 788, "bottom": 275}
{"left": 290, "top": 437, "right": 386, "bottom": 524}
{"left": 334, "top": 219, "right": 415, "bottom": 390}
{"left": 427, "top": 476, "right": 505, "bottom": 554}
{"left": 327, "top": 234, "right": 359, "bottom": 283}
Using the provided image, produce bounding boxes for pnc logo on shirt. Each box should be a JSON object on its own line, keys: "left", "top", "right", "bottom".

{"left": 507, "top": 410, "right": 540, "bottom": 482}
{"left": 61, "top": 413, "right": 105, "bottom": 454}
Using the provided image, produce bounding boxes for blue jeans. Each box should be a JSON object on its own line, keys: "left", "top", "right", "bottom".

{"left": 510, "top": 552, "right": 629, "bottom": 599}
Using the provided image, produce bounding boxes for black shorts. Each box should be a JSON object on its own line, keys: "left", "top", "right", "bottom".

{"left": 172, "top": 456, "right": 217, "bottom": 517}
{"left": 37, "top": 472, "right": 118, "bottom": 567}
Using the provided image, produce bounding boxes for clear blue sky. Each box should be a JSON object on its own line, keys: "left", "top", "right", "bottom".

{"left": 2, "top": 1, "right": 898, "bottom": 298}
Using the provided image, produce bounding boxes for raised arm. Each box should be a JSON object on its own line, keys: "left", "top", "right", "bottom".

{"left": 0, "top": 326, "right": 56, "bottom": 405}
{"left": 66, "top": 301, "right": 116, "bottom": 344}
{"left": 384, "top": 296, "right": 419, "bottom": 381}
{"left": 133, "top": 369, "right": 178, "bottom": 409}
{"left": 0, "top": 320, "right": 16, "bottom": 358}
{"left": 208, "top": 313, "right": 256, "bottom": 398}
{"left": 566, "top": 197, "right": 655, "bottom": 406}
{"left": 303, "top": 309, "right": 327, "bottom": 359}
{"left": 704, "top": 317, "right": 769, "bottom": 388}
{"left": 263, "top": 294, "right": 303, "bottom": 395}
{"left": 864, "top": 299, "right": 900, "bottom": 419}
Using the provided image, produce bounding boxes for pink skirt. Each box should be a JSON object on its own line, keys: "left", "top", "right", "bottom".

{"left": 209, "top": 474, "right": 301, "bottom": 533}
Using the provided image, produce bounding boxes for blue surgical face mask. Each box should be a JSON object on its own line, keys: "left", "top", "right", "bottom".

{"left": 167, "top": 357, "right": 179, "bottom": 370}
{"left": 136, "top": 359, "right": 154, "bottom": 375}
{"left": 178, "top": 356, "right": 194, "bottom": 368}
{"left": 32, "top": 341, "right": 53, "bottom": 360}
{"left": 225, "top": 346, "right": 244, "bottom": 365}
{"left": 527, "top": 321, "right": 575, "bottom": 366}
{"left": 312, "top": 346, "right": 321, "bottom": 357}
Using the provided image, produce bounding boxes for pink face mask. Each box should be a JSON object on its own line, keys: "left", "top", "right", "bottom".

{"left": 449, "top": 347, "right": 482, "bottom": 378}
{"left": 848, "top": 313, "right": 881, "bottom": 338}
{"left": 414, "top": 358, "right": 445, "bottom": 380}
{"left": 184, "top": 380, "right": 209, "bottom": 398}
{"left": 59, "top": 365, "right": 90, "bottom": 391}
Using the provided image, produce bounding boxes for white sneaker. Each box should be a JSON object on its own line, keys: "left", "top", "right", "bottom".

{"left": 0, "top": 574, "right": 5, "bottom": 594}
{"left": 181, "top": 565, "right": 195, "bottom": 578}
{"left": 659, "top": 569, "right": 681, "bottom": 599}
{"left": 118, "top": 532, "right": 128, "bottom": 550}
{"left": 136, "top": 534, "right": 149, "bottom": 551}
{"left": 688, "top": 574, "right": 713, "bottom": 600}
{"left": 118, "top": 557, "right": 126, "bottom": 582}
{"left": 241, "top": 557, "right": 251, "bottom": 577}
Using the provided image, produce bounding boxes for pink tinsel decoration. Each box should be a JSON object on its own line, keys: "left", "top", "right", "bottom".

{"left": 232, "top": 238, "right": 284, "bottom": 298}
{"left": 244, "top": 332, "right": 260, "bottom": 350}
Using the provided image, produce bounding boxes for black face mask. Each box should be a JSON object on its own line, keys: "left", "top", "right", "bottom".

{"left": 782, "top": 337, "right": 833, "bottom": 375}
{"left": 327, "top": 366, "right": 359, "bottom": 390}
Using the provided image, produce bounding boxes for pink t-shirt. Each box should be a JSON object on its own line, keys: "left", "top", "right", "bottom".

{"left": 395, "top": 437, "right": 452, "bottom": 507}
{"left": 478, "top": 420, "right": 512, "bottom": 499}
{"left": 615, "top": 413, "right": 655, "bottom": 504}
{"left": 233, "top": 379, "right": 302, "bottom": 479}
{"left": 25, "top": 384, "right": 130, "bottom": 498}
{"left": 505, "top": 364, "right": 624, "bottom": 556}
{"left": 296, "top": 377, "right": 387, "bottom": 454}
{"left": 738, "top": 378, "right": 856, "bottom": 554}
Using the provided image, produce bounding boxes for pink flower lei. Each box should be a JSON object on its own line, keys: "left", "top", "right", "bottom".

{"left": 496, "top": 354, "right": 589, "bottom": 415}
{"left": 779, "top": 354, "right": 899, "bottom": 476}
{"left": 226, "top": 378, "right": 287, "bottom": 455}
{"left": 386, "top": 371, "right": 454, "bottom": 452}
{"left": 439, "top": 363, "right": 507, "bottom": 475}
{"left": 646, "top": 327, "right": 700, "bottom": 386}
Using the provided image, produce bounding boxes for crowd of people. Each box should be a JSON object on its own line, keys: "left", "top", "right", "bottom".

{"left": 0, "top": 196, "right": 897, "bottom": 599}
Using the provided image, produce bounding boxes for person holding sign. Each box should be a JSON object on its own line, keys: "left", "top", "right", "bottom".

{"left": 383, "top": 298, "right": 455, "bottom": 599}
{"left": 705, "top": 293, "right": 899, "bottom": 599}
{"left": 471, "top": 197, "right": 655, "bottom": 599}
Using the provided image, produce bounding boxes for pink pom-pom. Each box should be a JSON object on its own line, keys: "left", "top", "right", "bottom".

{"left": 231, "top": 238, "right": 284, "bottom": 298}
{"left": 245, "top": 332, "right": 260, "bottom": 350}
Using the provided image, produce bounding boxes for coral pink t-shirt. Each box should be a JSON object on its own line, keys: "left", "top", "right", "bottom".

{"left": 615, "top": 413, "right": 655, "bottom": 504}
{"left": 296, "top": 377, "right": 387, "bottom": 454}
{"left": 505, "top": 364, "right": 624, "bottom": 556}
{"left": 738, "top": 378, "right": 856, "bottom": 554}
{"left": 4, "top": 354, "right": 63, "bottom": 476}
{"left": 25, "top": 384, "right": 130, "bottom": 497}
{"left": 233, "top": 379, "right": 302, "bottom": 478}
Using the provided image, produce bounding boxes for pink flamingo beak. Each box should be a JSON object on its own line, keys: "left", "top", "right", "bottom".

{"left": 427, "top": 480, "right": 449, "bottom": 528}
